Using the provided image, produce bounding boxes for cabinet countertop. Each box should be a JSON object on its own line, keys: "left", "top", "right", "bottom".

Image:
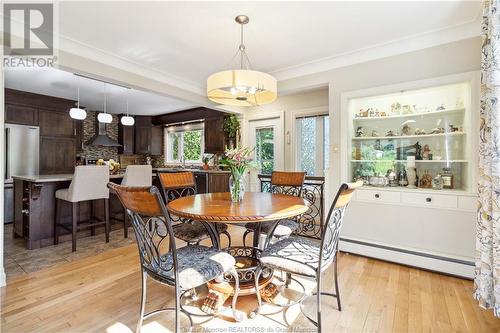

{"left": 11, "top": 173, "right": 125, "bottom": 183}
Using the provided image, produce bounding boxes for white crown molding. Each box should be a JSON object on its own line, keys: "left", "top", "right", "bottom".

{"left": 57, "top": 34, "right": 206, "bottom": 97}
{"left": 270, "top": 17, "right": 481, "bottom": 82}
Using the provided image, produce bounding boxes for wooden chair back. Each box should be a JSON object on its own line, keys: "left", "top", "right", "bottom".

{"left": 270, "top": 171, "right": 306, "bottom": 197}
{"left": 157, "top": 172, "right": 197, "bottom": 203}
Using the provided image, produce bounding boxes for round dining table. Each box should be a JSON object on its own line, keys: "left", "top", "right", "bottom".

{"left": 167, "top": 191, "right": 310, "bottom": 249}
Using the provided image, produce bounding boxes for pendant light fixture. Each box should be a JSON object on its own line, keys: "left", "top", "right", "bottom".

{"left": 120, "top": 88, "right": 134, "bottom": 126}
{"left": 97, "top": 82, "right": 112, "bottom": 124}
{"left": 69, "top": 77, "right": 87, "bottom": 120}
{"left": 207, "top": 15, "right": 277, "bottom": 107}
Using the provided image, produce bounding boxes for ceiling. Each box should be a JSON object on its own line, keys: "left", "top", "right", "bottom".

{"left": 57, "top": 1, "right": 481, "bottom": 93}
{"left": 5, "top": 68, "right": 196, "bottom": 115}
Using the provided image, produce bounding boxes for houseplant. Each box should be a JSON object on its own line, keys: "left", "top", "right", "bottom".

{"left": 219, "top": 145, "right": 257, "bottom": 202}
{"left": 223, "top": 114, "right": 240, "bottom": 148}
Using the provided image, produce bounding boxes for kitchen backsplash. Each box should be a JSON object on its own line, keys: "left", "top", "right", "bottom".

{"left": 80, "top": 111, "right": 120, "bottom": 161}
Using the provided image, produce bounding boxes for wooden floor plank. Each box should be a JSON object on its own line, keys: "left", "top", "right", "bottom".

{"left": 1, "top": 245, "right": 499, "bottom": 332}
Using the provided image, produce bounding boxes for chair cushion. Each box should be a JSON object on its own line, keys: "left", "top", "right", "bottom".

{"left": 160, "top": 245, "right": 235, "bottom": 290}
{"left": 55, "top": 188, "right": 70, "bottom": 201}
{"left": 245, "top": 219, "right": 299, "bottom": 237}
{"left": 172, "top": 221, "right": 228, "bottom": 243}
{"left": 260, "top": 236, "right": 322, "bottom": 277}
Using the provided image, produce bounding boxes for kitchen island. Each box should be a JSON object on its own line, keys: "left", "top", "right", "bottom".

{"left": 12, "top": 168, "right": 230, "bottom": 249}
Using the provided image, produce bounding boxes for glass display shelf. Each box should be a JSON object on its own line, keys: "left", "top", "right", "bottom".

{"left": 347, "top": 81, "right": 472, "bottom": 192}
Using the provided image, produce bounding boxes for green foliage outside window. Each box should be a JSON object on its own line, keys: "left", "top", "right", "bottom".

{"left": 256, "top": 128, "right": 274, "bottom": 174}
{"left": 183, "top": 130, "right": 202, "bottom": 161}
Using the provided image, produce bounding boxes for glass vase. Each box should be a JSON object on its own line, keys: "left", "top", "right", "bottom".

{"left": 229, "top": 173, "right": 245, "bottom": 203}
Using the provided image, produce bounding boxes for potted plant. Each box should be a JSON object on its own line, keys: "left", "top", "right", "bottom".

{"left": 219, "top": 146, "right": 257, "bottom": 203}
{"left": 202, "top": 154, "right": 213, "bottom": 170}
{"left": 223, "top": 114, "right": 240, "bottom": 148}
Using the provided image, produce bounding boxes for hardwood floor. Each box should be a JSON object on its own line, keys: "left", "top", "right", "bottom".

{"left": 1, "top": 239, "right": 498, "bottom": 333}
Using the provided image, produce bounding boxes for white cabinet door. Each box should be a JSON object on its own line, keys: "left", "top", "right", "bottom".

{"left": 247, "top": 118, "right": 284, "bottom": 191}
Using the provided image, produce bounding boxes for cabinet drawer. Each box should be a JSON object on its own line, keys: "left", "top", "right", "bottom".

{"left": 356, "top": 189, "right": 401, "bottom": 204}
{"left": 458, "top": 195, "right": 477, "bottom": 211}
{"left": 401, "top": 192, "right": 457, "bottom": 209}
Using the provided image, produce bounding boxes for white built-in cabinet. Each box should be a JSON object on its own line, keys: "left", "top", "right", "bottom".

{"left": 339, "top": 72, "right": 479, "bottom": 278}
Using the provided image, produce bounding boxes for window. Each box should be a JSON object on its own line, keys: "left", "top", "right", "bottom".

{"left": 165, "top": 124, "right": 204, "bottom": 163}
{"left": 295, "top": 114, "right": 330, "bottom": 176}
{"left": 255, "top": 127, "right": 274, "bottom": 174}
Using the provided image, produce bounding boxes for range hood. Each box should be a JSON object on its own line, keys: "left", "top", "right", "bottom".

{"left": 88, "top": 119, "right": 122, "bottom": 147}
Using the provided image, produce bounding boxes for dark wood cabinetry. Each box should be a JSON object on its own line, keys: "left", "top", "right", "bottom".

{"left": 5, "top": 89, "right": 78, "bottom": 175}
{"left": 5, "top": 104, "right": 38, "bottom": 125}
{"left": 204, "top": 116, "right": 225, "bottom": 153}
{"left": 135, "top": 116, "right": 163, "bottom": 155}
{"left": 118, "top": 121, "right": 135, "bottom": 155}
{"left": 208, "top": 173, "right": 230, "bottom": 193}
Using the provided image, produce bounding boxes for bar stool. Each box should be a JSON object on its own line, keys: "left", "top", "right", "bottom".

{"left": 54, "top": 165, "right": 110, "bottom": 252}
{"left": 120, "top": 165, "right": 152, "bottom": 238}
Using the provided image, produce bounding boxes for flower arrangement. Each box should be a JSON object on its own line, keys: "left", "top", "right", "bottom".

{"left": 219, "top": 146, "right": 257, "bottom": 202}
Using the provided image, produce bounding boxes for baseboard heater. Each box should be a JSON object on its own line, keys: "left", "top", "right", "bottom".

{"left": 339, "top": 237, "right": 474, "bottom": 279}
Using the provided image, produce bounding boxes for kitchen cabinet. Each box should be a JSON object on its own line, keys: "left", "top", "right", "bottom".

{"left": 204, "top": 116, "right": 225, "bottom": 153}
{"left": 194, "top": 173, "right": 207, "bottom": 194}
{"left": 39, "top": 109, "right": 76, "bottom": 137}
{"left": 208, "top": 173, "right": 230, "bottom": 193}
{"left": 40, "top": 137, "right": 76, "bottom": 174}
{"left": 5, "top": 104, "right": 38, "bottom": 125}
{"left": 118, "top": 121, "right": 135, "bottom": 155}
{"left": 135, "top": 116, "right": 163, "bottom": 155}
{"left": 4, "top": 183, "right": 14, "bottom": 224}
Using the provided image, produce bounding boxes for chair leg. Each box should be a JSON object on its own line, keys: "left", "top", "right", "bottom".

{"left": 228, "top": 267, "right": 243, "bottom": 321}
{"left": 104, "top": 198, "right": 110, "bottom": 243}
{"left": 285, "top": 272, "right": 292, "bottom": 288}
{"left": 54, "top": 198, "right": 60, "bottom": 245}
{"left": 334, "top": 257, "right": 342, "bottom": 311}
{"left": 242, "top": 229, "right": 251, "bottom": 247}
{"left": 136, "top": 270, "right": 147, "bottom": 333}
{"left": 317, "top": 274, "right": 322, "bottom": 332}
{"left": 251, "top": 266, "right": 263, "bottom": 318}
{"left": 71, "top": 202, "right": 78, "bottom": 252}
{"left": 123, "top": 208, "right": 128, "bottom": 238}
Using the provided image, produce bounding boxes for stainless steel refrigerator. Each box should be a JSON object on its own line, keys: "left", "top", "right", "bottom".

{"left": 4, "top": 124, "right": 39, "bottom": 223}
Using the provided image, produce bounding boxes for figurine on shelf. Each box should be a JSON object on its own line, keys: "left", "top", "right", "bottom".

{"left": 430, "top": 127, "right": 445, "bottom": 134}
{"left": 448, "top": 124, "right": 459, "bottom": 132}
{"left": 401, "top": 120, "right": 415, "bottom": 136}
{"left": 415, "top": 142, "right": 422, "bottom": 160}
{"left": 355, "top": 126, "right": 364, "bottom": 137}
{"left": 386, "top": 130, "right": 397, "bottom": 137}
{"left": 414, "top": 128, "right": 426, "bottom": 135}
{"left": 419, "top": 170, "right": 433, "bottom": 189}
{"left": 436, "top": 104, "right": 446, "bottom": 111}
{"left": 422, "top": 144, "right": 431, "bottom": 160}
{"left": 374, "top": 109, "right": 380, "bottom": 117}
{"left": 371, "top": 130, "right": 379, "bottom": 137}
{"left": 432, "top": 173, "right": 444, "bottom": 190}
{"left": 402, "top": 104, "right": 413, "bottom": 114}
{"left": 391, "top": 102, "right": 401, "bottom": 115}
{"left": 398, "top": 167, "right": 408, "bottom": 186}
{"left": 380, "top": 111, "right": 387, "bottom": 117}
{"left": 386, "top": 169, "right": 399, "bottom": 187}
{"left": 368, "top": 108, "right": 375, "bottom": 117}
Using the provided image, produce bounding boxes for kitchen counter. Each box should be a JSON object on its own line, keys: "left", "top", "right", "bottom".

{"left": 12, "top": 173, "right": 125, "bottom": 183}
{"left": 153, "top": 168, "right": 230, "bottom": 174}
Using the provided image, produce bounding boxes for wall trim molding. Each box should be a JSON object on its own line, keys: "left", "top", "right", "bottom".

{"left": 339, "top": 237, "right": 474, "bottom": 279}
{"left": 0, "top": 267, "right": 5, "bottom": 287}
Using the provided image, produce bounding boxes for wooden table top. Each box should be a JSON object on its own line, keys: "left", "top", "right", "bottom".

{"left": 167, "top": 192, "right": 309, "bottom": 223}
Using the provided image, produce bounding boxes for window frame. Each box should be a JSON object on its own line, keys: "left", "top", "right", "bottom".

{"left": 294, "top": 113, "right": 329, "bottom": 176}
{"left": 164, "top": 123, "right": 205, "bottom": 165}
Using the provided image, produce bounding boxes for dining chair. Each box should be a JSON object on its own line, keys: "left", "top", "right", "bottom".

{"left": 108, "top": 183, "right": 241, "bottom": 332}
{"left": 158, "top": 171, "right": 231, "bottom": 247}
{"left": 242, "top": 171, "right": 306, "bottom": 247}
{"left": 119, "top": 165, "right": 152, "bottom": 238}
{"left": 253, "top": 180, "right": 363, "bottom": 332}
{"left": 54, "top": 166, "right": 110, "bottom": 252}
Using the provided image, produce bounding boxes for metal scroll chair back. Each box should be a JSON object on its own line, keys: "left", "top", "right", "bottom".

{"left": 108, "top": 183, "right": 178, "bottom": 284}
{"left": 318, "top": 181, "right": 363, "bottom": 270}
{"left": 270, "top": 171, "right": 306, "bottom": 197}
{"left": 158, "top": 172, "right": 197, "bottom": 202}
